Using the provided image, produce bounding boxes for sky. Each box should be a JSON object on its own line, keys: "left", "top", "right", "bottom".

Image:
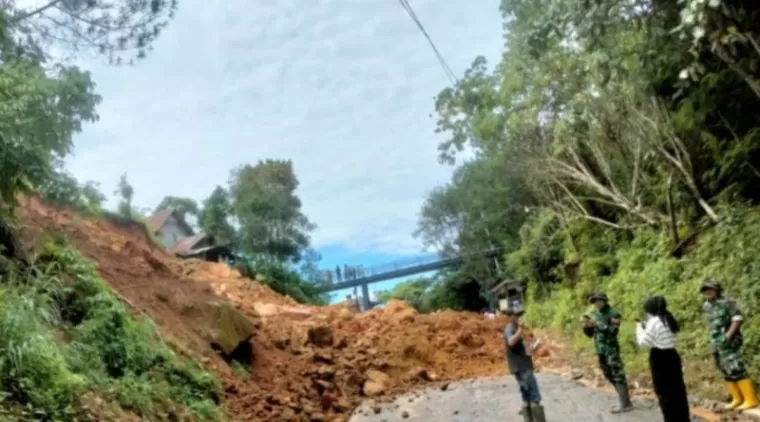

{"left": 65, "top": 0, "right": 505, "bottom": 298}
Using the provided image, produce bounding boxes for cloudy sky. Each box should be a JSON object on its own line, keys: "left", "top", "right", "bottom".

{"left": 67, "top": 0, "right": 505, "bottom": 295}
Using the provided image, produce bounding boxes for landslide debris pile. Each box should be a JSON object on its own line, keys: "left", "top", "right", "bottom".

{"left": 19, "top": 197, "right": 552, "bottom": 422}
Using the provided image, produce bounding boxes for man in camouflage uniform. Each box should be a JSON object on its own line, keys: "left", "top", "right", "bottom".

{"left": 701, "top": 279, "right": 758, "bottom": 410}
{"left": 583, "top": 292, "right": 633, "bottom": 413}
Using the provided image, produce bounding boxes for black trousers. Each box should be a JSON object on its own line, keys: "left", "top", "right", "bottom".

{"left": 650, "top": 347, "right": 691, "bottom": 422}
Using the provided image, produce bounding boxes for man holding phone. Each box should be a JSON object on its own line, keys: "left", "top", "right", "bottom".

{"left": 504, "top": 305, "right": 546, "bottom": 422}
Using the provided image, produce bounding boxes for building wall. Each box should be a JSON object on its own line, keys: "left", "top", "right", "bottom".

{"left": 157, "top": 215, "right": 192, "bottom": 249}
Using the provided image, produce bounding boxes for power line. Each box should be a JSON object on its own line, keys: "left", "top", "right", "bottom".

{"left": 396, "top": 0, "right": 459, "bottom": 85}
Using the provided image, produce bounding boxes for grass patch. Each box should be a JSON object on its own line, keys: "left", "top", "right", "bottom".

{"left": 0, "top": 235, "right": 223, "bottom": 421}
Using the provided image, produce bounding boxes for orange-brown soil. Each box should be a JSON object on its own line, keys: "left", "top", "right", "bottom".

{"left": 15, "top": 197, "right": 559, "bottom": 422}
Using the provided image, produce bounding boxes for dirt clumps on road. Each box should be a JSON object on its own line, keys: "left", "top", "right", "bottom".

{"left": 17, "top": 197, "right": 552, "bottom": 422}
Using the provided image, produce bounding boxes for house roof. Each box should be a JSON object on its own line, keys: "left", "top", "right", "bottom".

{"left": 176, "top": 244, "right": 230, "bottom": 258}
{"left": 489, "top": 279, "right": 523, "bottom": 293}
{"left": 145, "top": 208, "right": 195, "bottom": 236}
{"left": 145, "top": 208, "right": 174, "bottom": 233}
{"left": 170, "top": 233, "right": 208, "bottom": 254}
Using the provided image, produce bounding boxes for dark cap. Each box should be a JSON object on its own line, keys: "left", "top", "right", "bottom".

{"left": 588, "top": 292, "right": 609, "bottom": 303}
{"left": 700, "top": 278, "right": 722, "bottom": 293}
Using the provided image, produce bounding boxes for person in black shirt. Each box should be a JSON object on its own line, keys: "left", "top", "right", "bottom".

{"left": 504, "top": 306, "right": 547, "bottom": 422}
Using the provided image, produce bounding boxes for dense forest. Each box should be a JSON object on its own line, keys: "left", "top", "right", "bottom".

{"left": 384, "top": 0, "right": 760, "bottom": 394}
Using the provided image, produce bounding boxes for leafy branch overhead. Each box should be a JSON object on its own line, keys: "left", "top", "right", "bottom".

{"left": 414, "top": 0, "right": 760, "bottom": 310}
{"left": 7, "top": 0, "right": 179, "bottom": 64}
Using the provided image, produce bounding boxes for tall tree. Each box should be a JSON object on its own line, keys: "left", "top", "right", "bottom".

{"left": 198, "top": 186, "right": 236, "bottom": 247}
{"left": 228, "top": 160, "right": 315, "bottom": 262}
{"left": 0, "top": 15, "right": 100, "bottom": 210}
{"left": 114, "top": 173, "right": 134, "bottom": 219}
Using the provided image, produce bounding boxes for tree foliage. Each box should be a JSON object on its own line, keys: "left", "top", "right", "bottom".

{"left": 0, "top": 13, "right": 100, "bottom": 210}
{"left": 229, "top": 159, "right": 315, "bottom": 263}
{"left": 376, "top": 277, "right": 432, "bottom": 311}
{"left": 37, "top": 165, "right": 106, "bottom": 215}
{"left": 6, "top": 0, "right": 179, "bottom": 64}
{"left": 414, "top": 0, "right": 760, "bottom": 393}
{"left": 197, "top": 186, "right": 236, "bottom": 247}
{"left": 114, "top": 172, "right": 134, "bottom": 219}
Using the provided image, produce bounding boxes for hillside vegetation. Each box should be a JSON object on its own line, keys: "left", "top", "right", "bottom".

{"left": 408, "top": 0, "right": 760, "bottom": 397}
{"left": 0, "top": 235, "right": 221, "bottom": 421}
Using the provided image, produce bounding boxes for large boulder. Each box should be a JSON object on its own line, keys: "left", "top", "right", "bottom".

{"left": 202, "top": 301, "right": 260, "bottom": 361}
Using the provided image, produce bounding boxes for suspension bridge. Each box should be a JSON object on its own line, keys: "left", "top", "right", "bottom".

{"left": 319, "top": 248, "right": 503, "bottom": 310}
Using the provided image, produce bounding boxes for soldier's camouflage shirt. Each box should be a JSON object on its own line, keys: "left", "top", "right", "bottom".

{"left": 703, "top": 297, "right": 744, "bottom": 352}
{"left": 590, "top": 305, "right": 622, "bottom": 356}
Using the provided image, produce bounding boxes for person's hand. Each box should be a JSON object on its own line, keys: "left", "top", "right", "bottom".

{"left": 724, "top": 332, "right": 733, "bottom": 341}
{"left": 586, "top": 319, "right": 597, "bottom": 327}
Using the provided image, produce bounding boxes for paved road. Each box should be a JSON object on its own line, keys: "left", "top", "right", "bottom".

{"left": 349, "top": 374, "right": 702, "bottom": 422}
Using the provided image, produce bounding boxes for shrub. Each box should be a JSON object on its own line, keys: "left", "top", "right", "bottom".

{"left": 520, "top": 207, "right": 760, "bottom": 393}
{"left": 0, "top": 237, "right": 224, "bottom": 421}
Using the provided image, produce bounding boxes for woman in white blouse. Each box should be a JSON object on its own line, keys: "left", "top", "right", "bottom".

{"left": 635, "top": 296, "right": 691, "bottom": 422}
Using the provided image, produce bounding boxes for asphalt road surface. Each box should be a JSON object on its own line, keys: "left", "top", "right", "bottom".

{"left": 349, "top": 374, "right": 703, "bottom": 422}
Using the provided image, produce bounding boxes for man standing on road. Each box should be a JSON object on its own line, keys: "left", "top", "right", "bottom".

{"left": 700, "top": 279, "right": 758, "bottom": 410}
{"left": 584, "top": 292, "right": 633, "bottom": 413}
{"left": 504, "top": 305, "right": 547, "bottom": 422}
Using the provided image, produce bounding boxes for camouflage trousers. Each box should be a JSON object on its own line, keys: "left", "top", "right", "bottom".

{"left": 713, "top": 349, "right": 749, "bottom": 382}
{"left": 598, "top": 352, "right": 627, "bottom": 385}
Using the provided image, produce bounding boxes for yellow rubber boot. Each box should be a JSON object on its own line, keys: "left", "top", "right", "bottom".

{"left": 735, "top": 379, "right": 758, "bottom": 410}
{"left": 726, "top": 381, "right": 743, "bottom": 410}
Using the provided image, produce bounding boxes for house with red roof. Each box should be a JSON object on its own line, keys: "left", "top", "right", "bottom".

{"left": 145, "top": 208, "right": 230, "bottom": 261}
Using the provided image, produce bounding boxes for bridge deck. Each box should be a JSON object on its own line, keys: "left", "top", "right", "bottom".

{"left": 320, "top": 248, "right": 501, "bottom": 292}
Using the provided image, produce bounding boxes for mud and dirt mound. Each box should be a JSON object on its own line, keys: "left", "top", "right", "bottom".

{"left": 18, "top": 197, "right": 553, "bottom": 422}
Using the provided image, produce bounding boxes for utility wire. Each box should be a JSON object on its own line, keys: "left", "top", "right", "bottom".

{"left": 396, "top": 0, "right": 503, "bottom": 286}
{"left": 396, "top": 0, "right": 459, "bottom": 85}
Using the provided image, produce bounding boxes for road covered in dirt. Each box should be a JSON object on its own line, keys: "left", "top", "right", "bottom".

{"left": 349, "top": 374, "right": 704, "bottom": 422}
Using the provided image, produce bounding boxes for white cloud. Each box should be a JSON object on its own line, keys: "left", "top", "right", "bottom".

{"left": 66, "top": 0, "right": 504, "bottom": 255}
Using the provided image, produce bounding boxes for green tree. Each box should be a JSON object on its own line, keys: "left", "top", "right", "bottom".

{"left": 198, "top": 186, "right": 237, "bottom": 247}
{"left": 298, "top": 248, "right": 327, "bottom": 283}
{"left": 154, "top": 196, "right": 199, "bottom": 220}
{"left": 38, "top": 165, "right": 106, "bottom": 214}
{"left": 81, "top": 181, "right": 106, "bottom": 212}
{"left": 413, "top": 0, "right": 760, "bottom": 315}
{"left": 229, "top": 160, "right": 314, "bottom": 263}
{"left": 114, "top": 173, "right": 134, "bottom": 219}
{"left": 376, "top": 277, "right": 432, "bottom": 311}
{"left": 0, "top": 18, "right": 100, "bottom": 210}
